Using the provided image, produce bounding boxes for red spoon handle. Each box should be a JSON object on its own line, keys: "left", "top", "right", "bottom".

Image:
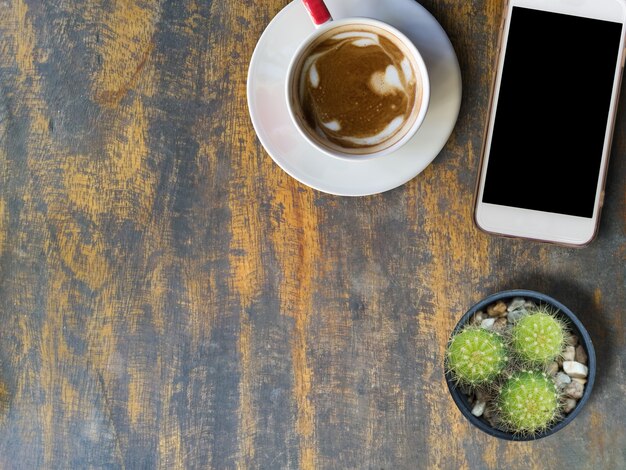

{"left": 301, "top": 0, "right": 332, "bottom": 26}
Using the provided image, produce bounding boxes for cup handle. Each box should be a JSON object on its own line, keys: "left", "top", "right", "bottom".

{"left": 301, "top": 0, "right": 332, "bottom": 27}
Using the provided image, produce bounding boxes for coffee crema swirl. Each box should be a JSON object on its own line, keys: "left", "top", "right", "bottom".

{"left": 299, "top": 29, "right": 420, "bottom": 149}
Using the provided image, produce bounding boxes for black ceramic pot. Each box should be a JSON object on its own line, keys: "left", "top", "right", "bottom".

{"left": 444, "top": 289, "right": 596, "bottom": 441}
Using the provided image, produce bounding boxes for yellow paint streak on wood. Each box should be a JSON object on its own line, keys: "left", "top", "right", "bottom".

{"left": 484, "top": 0, "right": 506, "bottom": 32}
{"left": 67, "top": 1, "right": 162, "bottom": 457}
{"left": 55, "top": 217, "right": 110, "bottom": 290}
{"left": 126, "top": 259, "right": 163, "bottom": 437}
{"left": 589, "top": 408, "right": 606, "bottom": 462}
{"left": 227, "top": 107, "right": 266, "bottom": 315}
{"left": 229, "top": 196, "right": 265, "bottom": 309}
{"left": 127, "top": 370, "right": 147, "bottom": 427}
{"left": 6, "top": 2, "right": 82, "bottom": 465}
{"left": 147, "top": 258, "right": 167, "bottom": 335}
{"left": 64, "top": 95, "right": 155, "bottom": 225}
{"left": 40, "top": 318, "right": 56, "bottom": 466}
{"left": 84, "top": 289, "right": 125, "bottom": 465}
{"left": 271, "top": 181, "right": 319, "bottom": 470}
{"left": 228, "top": 131, "right": 263, "bottom": 469}
{"left": 87, "top": 291, "right": 118, "bottom": 375}
{"left": 4, "top": 0, "right": 129, "bottom": 464}
{"left": 61, "top": 49, "right": 159, "bottom": 411}
{"left": 63, "top": 162, "right": 99, "bottom": 220}
{"left": 229, "top": 157, "right": 263, "bottom": 467}
{"left": 158, "top": 379, "right": 184, "bottom": 469}
{"left": 489, "top": 441, "right": 549, "bottom": 470}
{"left": 594, "top": 288, "right": 602, "bottom": 309}
{"left": 40, "top": 267, "right": 75, "bottom": 466}
{"left": 6, "top": 2, "right": 156, "bottom": 462}
{"left": 0, "top": 198, "right": 5, "bottom": 257}
{"left": 479, "top": 439, "right": 499, "bottom": 470}
{"left": 236, "top": 314, "right": 255, "bottom": 470}
{"left": 103, "top": 97, "right": 155, "bottom": 222}
{"left": 90, "top": 0, "right": 160, "bottom": 106}
{"left": 0, "top": 380, "right": 8, "bottom": 416}
{"left": 12, "top": 0, "right": 36, "bottom": 85}
{"left": 223, "top": 0, "right": 265, "bottom": 307}
{"left": 16, "top": 315, "right": 33, "bottom": 366}
{"left": 181, "top": 262, "right": 214, "bottom": 342}
{"left": 0, "top": 98, "right": 6, "bottom": 257}
{"left": 218, "top": 1, "right": 268, "bottom": 466}
{"left": 59, "top": 91, "right": 152, "bottom": 288}
{"left": 0, "top": 137, "right": 8, "bottom": 423}
{"left": 147, "top": 2, "right": 217, "bottom": 466}
{"left": 61, "top": 378, "right": 80, "bottom": 416}
{"left": 152, "top": 259, "right": 185, "bottom": 468}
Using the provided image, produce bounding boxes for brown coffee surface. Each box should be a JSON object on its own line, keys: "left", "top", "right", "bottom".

{"left": 298, "top": 27, "right": 420, "bottom": 150}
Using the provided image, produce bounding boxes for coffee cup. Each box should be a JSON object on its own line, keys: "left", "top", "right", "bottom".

{"left": 286, "top": 1, "right": 430, "bottom": 160}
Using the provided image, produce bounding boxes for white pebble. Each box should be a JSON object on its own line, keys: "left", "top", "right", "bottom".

{"left": 563, "top": 361, "right": 588, "bottom": 379}
{"left": 507, "top": 308, "right": 527, "bottom": 323}
{"left": 554, "top": 372, "right": 571, "bottom": 389}
{"left": 507, "top": 298, "right": 526, "bottom": 312}
{"left": 471, "top": 401, "right": 486, "bottom": 417}
{"left": 472, "top": 311, "right": 485, "bottom": 325}
{"left": 481, "top": 318, "right": 496, "bottom": 330}
{"left": 563, "top": 346, "right": 576, "bottom": 361}
{"left": 572, "top": 377, "right": 587, "bottom": 385}
{"left": 564, "top": 381, "right": 584, "bottom": 399}
{"left": 563, "top": 398, "right": 577, "bottom": 413}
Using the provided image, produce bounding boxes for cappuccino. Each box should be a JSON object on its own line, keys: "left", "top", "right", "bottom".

{"left": 291, "top": 23, "right": 424, "bottom": 155}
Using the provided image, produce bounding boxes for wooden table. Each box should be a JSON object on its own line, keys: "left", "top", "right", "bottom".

{"left": 0, "top": 1, "right": 625, "bottom": 468}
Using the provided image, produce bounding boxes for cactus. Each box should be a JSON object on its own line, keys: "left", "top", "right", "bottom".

{"left": 446, "top": 300, "right": 581, "bottom": 435}
{"left": 446, "top": 327, "right": 508, "bottom": 386}
{"left": 497, "top": 370, "right": 561, "bottom": 434}
{"left": 511, "top": 307, "right": 567, "bottom": 364}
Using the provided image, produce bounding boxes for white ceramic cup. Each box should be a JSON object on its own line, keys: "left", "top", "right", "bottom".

{"left": 285, "top": 2, "right": 430, "bottom": 161}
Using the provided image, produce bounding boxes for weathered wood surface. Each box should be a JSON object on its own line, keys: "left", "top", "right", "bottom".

{"left": 0, "top": 0, "right": 624, "bottom": 468}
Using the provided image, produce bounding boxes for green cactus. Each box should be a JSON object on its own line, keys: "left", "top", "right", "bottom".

{"left": 497, "top": 370, "right": 561, "bottom": 434}
{"left": 511, "top": 307, "right": 567, "bottom": 364}
{"left": 446, "top": 327, "right": 508, "bottom": 386}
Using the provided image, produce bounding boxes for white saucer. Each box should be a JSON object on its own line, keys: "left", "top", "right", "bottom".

{"left": 247, "top": 0, "right": 462, "bottom": 196}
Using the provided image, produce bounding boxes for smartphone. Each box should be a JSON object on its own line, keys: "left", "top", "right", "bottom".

{"left": 475, "top": 0, "right": 626, "bottom": 246}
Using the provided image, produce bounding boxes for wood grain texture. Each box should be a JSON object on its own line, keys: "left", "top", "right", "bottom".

{"left": 0, "top": 0, "right": 625, "bottom": 469}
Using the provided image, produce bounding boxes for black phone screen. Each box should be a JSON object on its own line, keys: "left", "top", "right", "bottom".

{"left": 482, "top": 7, "right": 622, "bottom": 218}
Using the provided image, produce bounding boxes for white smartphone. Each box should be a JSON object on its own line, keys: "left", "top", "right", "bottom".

{"left": 475, "top": 0, "right": 626, "bottom": 246}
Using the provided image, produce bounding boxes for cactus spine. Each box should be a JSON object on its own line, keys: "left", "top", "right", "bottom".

{"left": 446, "top": 327, "right": 508, "bottom": 385}
{"left": 497, "top": 370, "right": 561, "bottom": 434}
{"left": 511, "top": 307, "right": 567, "bottom": 364}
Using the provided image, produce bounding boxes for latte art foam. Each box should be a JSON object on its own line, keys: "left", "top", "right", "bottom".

{"left": 298, "top": 28, "right": 421, "bottom": 150}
